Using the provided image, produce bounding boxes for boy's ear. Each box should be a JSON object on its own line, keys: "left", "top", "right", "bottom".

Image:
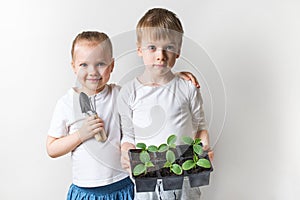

{"left": 110, "top": 58, "right": 115, "bottom": 72}
{"left": 137, "top": 42, "right": 143, "bottom": 57}
{"left": 71, "top": 61, "right": 77, "bottom": 74}
{"left": 176, "top": 49, "right": 181, "bottom": 59}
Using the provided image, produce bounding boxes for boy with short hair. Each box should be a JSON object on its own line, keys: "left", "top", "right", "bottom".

{"left": 118, "top": 8, "right": 213, "bottom": 200}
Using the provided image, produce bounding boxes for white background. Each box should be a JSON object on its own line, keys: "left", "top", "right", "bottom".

{"left": 0, "top": 0, "right": 299, "bottom": 199}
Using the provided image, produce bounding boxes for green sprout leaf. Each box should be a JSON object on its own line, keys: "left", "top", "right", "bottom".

{"left": 136, "top": 143, "right": 147, "bottom": 150}
{"left": 182, "top": 136, "right": 194, "bottom": 145}
{"left": 169, "top": 143, "right": 176, "bottom": 149}
{"left": 163, "top": 161, "right": 172, "bottom": 168}
{"left": 139, "top": 151, "right": 150, "bottom": 163}
{"left": 182, "top": 160, "right": 196, "bottom": 170}
{"left": 171, "top": 164, "right": 183, "bottom": 175}
{"left": 133, "top": 164, "right": 146, "bottom": 176}
{"left": 193, "top": 154, "right": 198, "bottom": 162}
{"left": 166, "top": 150, "right": 175, "bottom": 163}
{"left": 158, "top": 143, "right": 168, "bottom": 152}
{"left": 167, "top": 134, "right": 177, "bottom": 146}
{"left": 193, "top": 144, "right": 203, "bottom": 155}
{"left": 147, "top": 145, "right": 158, "bottom": 152}
{"left": 196, "top": 158, "right": 211, "bottom": 168}
{"left": 194, "top": 138, "right": 201, "bottom": 145}
{"left": 145, "top": 161, "right": 154, "bottom": 168}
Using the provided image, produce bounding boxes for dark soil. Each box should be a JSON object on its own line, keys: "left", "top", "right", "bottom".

{"left": 177, "top": 145, "right": 193, "bottom": 158}
{"left": 154, "top": 152, "right": 165, "bottom": 161}
{"left": 187, "top": 165, "right": 211, "bottom": 175}
{"left": 160, "top": 167, "right": 180, "bottom": 177}
{"left": 135, "top": 170, "right": 157, "bottom": 178}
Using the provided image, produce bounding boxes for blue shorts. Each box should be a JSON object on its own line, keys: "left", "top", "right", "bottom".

{"left": 67, "top": 177, "right": 134, "bottom": 200}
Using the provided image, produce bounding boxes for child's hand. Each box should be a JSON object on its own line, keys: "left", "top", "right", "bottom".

{"left": 203, "top": 145, "right": 214, "bottom": 161}
{"left": 208, "top": 150, "right": 214, "bottom": 161}
{"left": 121, "top": 142, "right": 136, "bottom": 174}
{"left": 176, "top": 71, "right": 200, "bottom": 88}
{"left": 77, "top": 115, "right": 104, "bottom": 142}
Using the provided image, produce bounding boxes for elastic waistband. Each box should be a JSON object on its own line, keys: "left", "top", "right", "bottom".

{"left": 72, "top": 176, "right": 133, "bottom": 195}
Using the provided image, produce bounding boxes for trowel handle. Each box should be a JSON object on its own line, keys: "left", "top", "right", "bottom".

{"left": 93, "top": 114, "right": 107, "bottom": 142}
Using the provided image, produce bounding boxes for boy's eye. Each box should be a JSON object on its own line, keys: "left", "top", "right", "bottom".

{"left": 79, "top": 63, "right": 88, "bottom": 67}
{"left": 166, "top": 45, "right": 176, "bottom": 52}
{"left": 97, "top": 62, "right": 106, "bottom": 67}
{"left": 97, "top": 63, "right": 105, "bottom": 67}
{"left": 147, "top": 45, "right": 156, "bottom": 51}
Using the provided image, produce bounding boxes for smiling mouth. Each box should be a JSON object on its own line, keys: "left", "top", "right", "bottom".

{"left": 87, "top": 78, "right": 102, "bottom": 82}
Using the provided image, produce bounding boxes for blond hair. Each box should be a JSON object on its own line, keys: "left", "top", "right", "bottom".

{"left": 71, "top": 31, "right": 112, "bottom": 60}
{"left": 136, "top": 8, "right": 184, "bottom": 46}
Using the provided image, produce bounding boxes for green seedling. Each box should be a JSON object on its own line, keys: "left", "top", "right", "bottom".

{"left": 182, "top": 154, "right": 211, "bottom": 170}
{"left": 133, "top": 143, "right": 156, "bottom": 176}
{"left": 182, "top": 136, "right": 203, "bottom": 155}
{"left": 132, "top": 134, "right": 179, "bottom": 176}
{"left": 162, "top": 135, "right": 182, "bottom": 175}
{"left": 137, "top": 134, "right": 177, "bottom": 154}
{"left": 133, "top": 151, "right": 155, "bottom": 176}
{"left": 163, "top": 150, "right": 183, "bottom": 175}
{"left": 136, "top": 142, "right": 158, "bottom": 153}
{"left": 157, "top": 134, "right": 177, "bottom": 152}
{"left": 181, "top": 136, "right": 211, "bottom": 171}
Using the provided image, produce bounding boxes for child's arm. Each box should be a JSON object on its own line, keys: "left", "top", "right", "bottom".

{"left": 176, "top": 71, "right": 200, "bottom": 88}
{"left": 189, "top": 85, "right": 214, "bottom": 161}
{"left": 47, "top": 116, "right": 104, "bottom": 158}
{"left": 46, "top": 134, "right": 81, "bottom": 158}
{"left": 117, "top": 85, "right": 137, "bottom": 172}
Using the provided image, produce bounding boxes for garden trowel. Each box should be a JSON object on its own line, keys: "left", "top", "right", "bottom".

{"left": 79, "top": 92, "right": 107, "bottom": 142}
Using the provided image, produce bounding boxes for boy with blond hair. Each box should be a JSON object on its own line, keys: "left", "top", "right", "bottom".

{"left": 118, "top": 8, "right": 213, "bottom": 200}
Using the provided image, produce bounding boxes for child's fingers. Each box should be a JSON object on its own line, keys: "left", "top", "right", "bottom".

{"left": 87, "top": 115, "right": 104, "bottom": 123}
{"left": 208, "top": 150, "right": 214, "bottom": 161}
{"left": 121, "top": 161, "right": 131, "bottom": 174}
{"left": 88, "top": 118, "right": 104, "bottom": 127}
{"left": 121, "top": 154, "right": 130, "bottom": 170}
{"left": 121, "top": 149, "right": 130, "bottom": 166}
{"left": 191, "top": 76, "right": 200, "bottom": 88}
{"left": 96, "top": 116, "right": 104, "bottom": 123}
{"left": 121, "top": 159, "right": 130, "bottom": 169}
{"left": 87, "top": 115, "right": 96, "bottom": 121}
{"left": 92, "top": 127, "right": 103, "bottom": 134}
{"left": 121, "top": 150, "right": 130, "bottom": 162}
{"left": 188, "top": 74, "right": 200, "bottom": 88}
{"left": 177, "top": 71, "right": 200, "bottom": 88}
{"left": 120, "top": 142, "right": 135, "bottom": 171}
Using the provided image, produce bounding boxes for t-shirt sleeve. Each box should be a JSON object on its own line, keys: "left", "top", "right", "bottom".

{"left": 189, "top": 85, "right": 208, "bottom": 132}
{"left": 117, "top": 84, "right": 135, "bottom": 144}
{"left": 48, "top": 100, "right": 68, "bottom": 138}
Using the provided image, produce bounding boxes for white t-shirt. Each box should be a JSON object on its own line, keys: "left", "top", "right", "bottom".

{"left": 48, "top": 84, "right": 128, "bottom": 187}
{"left": 117, "top": 76, "right": 207, "bottom": 146}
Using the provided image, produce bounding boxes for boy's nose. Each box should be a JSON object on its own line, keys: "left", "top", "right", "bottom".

{"left": 87, "top": 65, "right": 99, "bottom": 74}
{"left": 156, "top": 48, "right": 166, "bottom": 60}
